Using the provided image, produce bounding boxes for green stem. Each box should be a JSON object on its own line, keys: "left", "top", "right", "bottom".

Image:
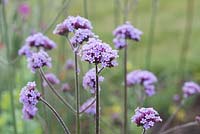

{"left": 123, "top": 0, "right": 129, "bottom": 22}
{"left": 145, "top": 0, "right": 158, "bottom": 69}
{"left": 123, "top": 0, "right": 128, "bottom": 132}
{"left": 160, "top": 121, "right": 198, "bottom": 134}
{"left": 79, "top": 98, "right": 96, "bottom": 114}
{"left": 74, "top": 52, "right": 80, "bottom": 134}
{"left": 40, "top": 97, "right": 71, "bottom": 134}
{"left": 123, "top": 45, "right": 128, "bottom": 134}
{"left": 113, "top": 0, "right": 120, "bottom": 27}
{"left": 39, "top": 68, "right": 76, "bottom": 114}
{"left": 95, "top": 64, "right": 100, "bottom": 134}
{"left": 39, "top": 74, "right": 49, "bottom": 134}
{"left": 159, "top": 100, "right": 185, "bottom": 133}
{"left": 142, "top": 128, "right": 146, "bottom": 134}
{"left": 43, "top": 0, "right": 71, "bottom": 34}
{"left": 177, "top": 0, "right": 194, "bottom": 80}
{"left": 83, "top": 0, "right": 88, "bottom": 18}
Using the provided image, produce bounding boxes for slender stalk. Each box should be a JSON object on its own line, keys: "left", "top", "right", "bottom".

{"left": 43, "top": 0, "right": 71, "bottom": 34}
{"left": 74, "top": 52, "right": 80, "bottom": 134}
{"left": 2, "top": 3, "right": 18, "bottom": 134}
{"left": 123, "top": 0, "right": 129, "bottom": 22}
{"left": 39, "top": 68, "right": 76, "bottom": 114}
{"left": 123, "top": 45, "right": 128, "bottom": 134}
{"left": 160, "top": 121, "right": 198, "bottom": 134}
{"left": 142, "top": 128, "right": 146, "bottom": 134}
{"left": 113, "top": 0, "right": 120, "bottom": 27}
{"left": 178, "top": 0, "right": 194, "bottom": 80}
{"left": 39, "top": 74, "right": 49, "bottom": 134}
{"left": 83, "top": 0, "right": 88, "bottom": 18}
{"left": 79, "top": 98, "right": 96, "bottom": 114}
{"left": 123, "top": 0, "right": 128, "bottom": 132}
{"left": 95, "top": 64, "right": 100, "bottom": 134}
{"left": 145, "top": 0, "right": 158, "bottom": 69}
{"left": 39, "top": 97, "right": 71, "bottom": 134}
{"left": 159, "top": 100, "right": 185, "bottom": 133}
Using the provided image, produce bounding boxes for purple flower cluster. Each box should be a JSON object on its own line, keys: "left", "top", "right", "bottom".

{"left": 43, "top": 73, "right": 60, "bottom": 87}
{"left": 18, "top": 45, "right": 32, "bottom": 57}
{"left": 27, "top": 50, "right": 52, "bottom": 73}
{"left": 18, "top": 3, "right": 30, "bottom": 19}
{"left": 83, "top": 68, "right": 104, "bottom": 94}
{"left": 127, "top": 70, "right": 157, "bottom": 96}
{"left": 80, "top": 98, "right": 96, "bottom": 115}
{"left": 81, "top": 38, "right": 118, "bottom": 68}
{"left": 19, "top": 82, "right": 41, "bottom": 120}
{"left": 18, "top": 33, "right": 56, "bottom": 61}
{"left": 70, "top": 29, "right": 95, "bottom": 46}
{"left": 25, "top": 33, "right": 56, "bottom": 50}
{"left": 182, "top": 81, "right": 200, "bottom": 98}
{"left": 131, "top": 107, "right": 162, "bottom": 130}
{"left": 53, "top": 16, "right": 92, "bottom": 36}
{"left": 61, "top": 83, "right": 71, "bottom": 92}
{"left": 113, "top": 22, "right": 142, "bottom": 49}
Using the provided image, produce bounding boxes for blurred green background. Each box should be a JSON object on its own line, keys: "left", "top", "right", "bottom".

{"left": 0, "top": 0, "right": 200, "bottom": 133}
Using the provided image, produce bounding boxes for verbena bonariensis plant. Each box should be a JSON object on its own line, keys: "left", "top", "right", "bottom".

{"left": 18, "top": 15, "right": 118, "bottom": 134}
{"left": 113, "top": 21, "right": 142, "bottom": 134}
{"left": 53, "top": 15, "right": 95, "bottom": 134}
{"left": 19, "top": 81, "right": 71, "bottom": 134}
{"left": 80, "top": 37, "right": 119, "bottom": 134}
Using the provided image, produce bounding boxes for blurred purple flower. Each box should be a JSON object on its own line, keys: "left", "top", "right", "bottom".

{"left": 131, "top": 107, "right": 162, "bottom": 130}
{"left": 127, "top": 70, "right": 157, "bottom": 96}
{"left": 113, "top": 22, "right": 142, "bottom": 49}
{"left": 182, "top": 81, "right": 200, "bottom": 98}
{"left": 61, "top": 83, "right": 71, "bottom": 92}
{"left": 65, "top": 59, "right": 74, "bottom": 70}
{"left": 83, "top": 68, "right": 104, "bottom": 94}
{"left": 70, "top": 29, "right": 95, "bottom": 46}
{"left": 43, "top": 73, "right": 60, "bottom": 87}
{"left": 18, "top": 3, "right": 30, "bottom": 19}
{"left": 19, "top": 81, "right": 41, "bottom": 120}
{"left": 25, "top": 33, "right": 56, "bottom": 50}
{"left": 27, "top": 50, "right": 52, "bottom": 73}
{"left": 2, "top": 0, "right": 8, "bottom": 5}
{"left": 18, "top": 44, "right": 32, "bottom": 57}
{"left": 173, "top": 94, "right": 181, "bottom": 103}
{"left": 80, "top": 97, "right": 96, "bottom": 115}
{"left": 81, "top": 38, "right": 119, "bottom": 68}
{"left": 53, "top": 16, "right": 93, "bottom": 36}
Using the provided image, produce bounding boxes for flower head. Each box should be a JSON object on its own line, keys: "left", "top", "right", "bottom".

{"left": 43, "top": 73, "right": 60, "bottom": 87}
{"left": 83, "top": 68, "right": 104, "bottom": 94}
{"left": 127, "top": 70, "right": 157, "bottom": 96}
{"left": 61, "top": 83, "right": 71, "bottom": 92}
{"left": 65, "top": 59, "right": 74, "bottom": 70}
{"left": 18, "top": 44, "right": 32, "bottom": 57}
{"left": 19, "top": 82, "right": 41, "bottom": 119}
{"left": 182, "top": 81, "right": 200, "bottom": 98}
{"left": 81, "top": 38, "right": 118, "bottom": 68}
{"left": 113, "top": 22, "right": 142, "bottom": 49}
{"left": 25, "top": 33, "right": 56, "bottom": 50}
{"left": 80, "top": 98, "right": 96, "bottom": 115}
{"left": 27, "top": 50, "right": 52, "bottom": 73}
{"left": 131, "top": 107, "right": 162, "bottom": 130}
{"left": 18, "top": 3, "right": 30, "bottom": 19}
{"left": 53, "top": 16, "right": 92, "bottom": 36}
{"left": 70, "top": 29, "right": 95, "bottom": 46}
